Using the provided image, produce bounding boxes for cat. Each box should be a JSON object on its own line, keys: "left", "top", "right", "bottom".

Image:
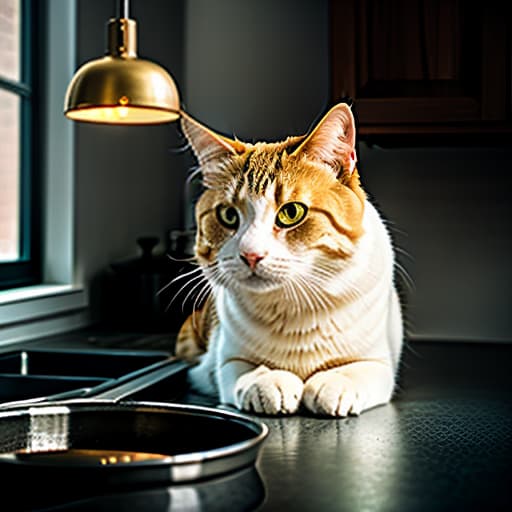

{"left": 175, "top": 102, "right": 403, "bottom": 417}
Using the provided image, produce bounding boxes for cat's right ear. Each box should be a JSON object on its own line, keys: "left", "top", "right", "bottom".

{"left": 291, "top": 102, "right": 357, "bottom": 178}
{"left": 180, "top": 111, "right": 246, "bottom": 167}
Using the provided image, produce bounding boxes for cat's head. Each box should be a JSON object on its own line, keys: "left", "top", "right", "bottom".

{"left": 180, "top": 103, "right": 366, "bottom": 295}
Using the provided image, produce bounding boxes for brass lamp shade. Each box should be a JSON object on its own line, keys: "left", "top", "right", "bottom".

{"left": 64, "top": 17, "right": 180, "bottom": 125}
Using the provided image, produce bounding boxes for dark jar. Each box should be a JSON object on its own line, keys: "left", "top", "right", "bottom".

{"left": 105, "top": 236, "right": 197, "bottom": 333}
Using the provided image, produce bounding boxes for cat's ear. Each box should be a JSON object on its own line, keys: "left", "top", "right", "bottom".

{"left": 292, "top": 103, "right": 357, "bottom": 177}
{"left": 180, "top": 110, "right": 247, "bottom": 167}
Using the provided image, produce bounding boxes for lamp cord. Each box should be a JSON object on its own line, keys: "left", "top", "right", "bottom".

{"left": 118, "top": 0, "right": 130, "bottom": 19}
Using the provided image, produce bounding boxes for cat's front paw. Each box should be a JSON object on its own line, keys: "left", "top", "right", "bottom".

{"left": 303, "top": 370, "right": 365, "bottom": 417}
{"left": 234, "top": 366, "right": 304, "bottom": 415}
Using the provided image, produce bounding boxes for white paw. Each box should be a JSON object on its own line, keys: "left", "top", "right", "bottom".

{"left": 234, "top": 366, "right": 304, "bottom": 415}
{"left": 303, "top": 370, "right": 365, "bottom": 417}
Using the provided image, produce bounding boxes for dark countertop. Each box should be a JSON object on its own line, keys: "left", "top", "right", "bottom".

{"left": 1, "top": 329, "right": 511, "bottom": 511}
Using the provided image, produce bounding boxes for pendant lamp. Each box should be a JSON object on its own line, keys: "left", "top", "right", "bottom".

{"left": 64, "top": 0, "right": 180, "bottom": 124}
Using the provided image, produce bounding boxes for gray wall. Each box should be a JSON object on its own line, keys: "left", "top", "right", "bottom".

{"left": 360, "top": 144, "right": 512, "bottom": 342}
{"left": 183, "top": 0, "right": 329, "bottom": 140}
{"left": 75, "top": 0, "right": 512, "bottom": 341}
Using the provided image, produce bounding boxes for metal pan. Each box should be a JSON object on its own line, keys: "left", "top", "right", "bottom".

{"left": 0, "top": 358, "right": 268, "bottom": 509}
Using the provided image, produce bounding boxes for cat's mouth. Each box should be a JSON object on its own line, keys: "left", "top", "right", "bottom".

{"left": 240, "top": 272, "right": 278, "bottom": 291}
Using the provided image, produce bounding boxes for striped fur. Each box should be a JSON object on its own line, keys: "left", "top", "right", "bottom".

{"left": 176, "top": 104, "right": 403, "bottom": 417}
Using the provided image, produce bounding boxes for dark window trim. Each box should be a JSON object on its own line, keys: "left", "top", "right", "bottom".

{"left": 0, "top": 0, "right": 42, "bottom": 290}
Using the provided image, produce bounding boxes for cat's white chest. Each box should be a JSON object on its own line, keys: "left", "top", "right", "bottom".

{"left": 212, "top": 202, "right": 399, "bottom": 380}
{"left": 215, "top": 293, "right": 384, "bottom": 380}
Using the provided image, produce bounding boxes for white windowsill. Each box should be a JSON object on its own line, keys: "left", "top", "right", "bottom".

{"left": 0, "top": 284, "right": 80, "bottom": 304}
{"left": 0, "top": 284, "right": 87, "bottom": 325}
{"left": 0, "top": 285, "right": 90, "bottom": 347}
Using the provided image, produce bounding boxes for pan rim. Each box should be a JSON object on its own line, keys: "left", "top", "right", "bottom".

{"left": 0, "top": 399, "right": 269, "bottom": 469}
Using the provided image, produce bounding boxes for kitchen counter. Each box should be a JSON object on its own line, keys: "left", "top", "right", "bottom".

{"left": 2, "top": 329, "right": 511, "bottom": 511}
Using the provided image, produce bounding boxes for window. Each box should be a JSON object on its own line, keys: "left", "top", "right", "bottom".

{"left": 0, "top": 0, "right": 87, "bottom": 345}
{"left": 0, "top": 0, "right": 40, "bottom": 290}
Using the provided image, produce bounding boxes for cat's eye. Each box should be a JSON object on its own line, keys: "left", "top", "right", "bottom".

{"left": 216, "top": 204, "right": 240, "bottom": 229}
{"left": 276, "top": 202, "right": 308, "bottom": 228}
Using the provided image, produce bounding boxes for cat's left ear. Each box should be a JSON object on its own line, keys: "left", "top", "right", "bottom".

{"left": 180, "top": 110, "right": 247, "bottom": 167}
{"left": 292, "top": 103, "right": 357, "bottom": 177}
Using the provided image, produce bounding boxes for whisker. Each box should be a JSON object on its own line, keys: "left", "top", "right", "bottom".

{"left": 295, "top": 274, "right": 332, "bottom": 315}
{"left": 170, "top": 266, "right": 203, "bottom": 285}
{"left": 394, "top": 246, "right": 414, "bottom": 261}
{"left": 181, "top": 277, "right": 209, "bottom": 313}
{"left": 290, "top": 276, "right": 316, "bottom": 316}
{"left": 395, "top": 261, "right": 416, "bottom": 292}
{"left": 301, "top": 276, "right": 334, "bottom": 311}
{"left": 294, "top": 279, "right": 317, "bottom": 316}
{"left": 387, "top": 224, "right": 409, "bottom": 237}
{"left": 193, "top": 281, "right": 212, "bottom": 312}
{"left": 156, "top": 266, "right": 203, "bottom": 296}
{"left": 191, "top": 283, "right": 212, "bottom": 332}
{"left": 166, "top": 253, "right": 199, "bottom": 264}
{"left": 165, "top": 273, "right": 205, "bottom": 312}
{"left": 168, "top": 141, "right": 192, "bottom": 154}
{"left": 213, "top": 269, "right": 235, "bottom": 291}
{"left": 282, "top": 280, "right": 301, "bottom": 315}
{"left": 186, "top": 166, "right": 202, "bottom": 184}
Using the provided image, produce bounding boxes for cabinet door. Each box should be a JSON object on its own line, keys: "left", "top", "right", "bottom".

{"left": 330, "top": 0, "right": 511, "bottom": 141}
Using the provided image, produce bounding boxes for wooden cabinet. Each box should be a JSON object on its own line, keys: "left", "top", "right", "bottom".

{"left": 330, "top": 0, "right": 512, "bottom": 143}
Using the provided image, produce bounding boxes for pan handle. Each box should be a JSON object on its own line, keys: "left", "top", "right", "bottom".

{"left": 91, "top": 358, "right": 191, "bottom": 401}
{"left": 0, "top": 357, "right": 192, "bottom": 410}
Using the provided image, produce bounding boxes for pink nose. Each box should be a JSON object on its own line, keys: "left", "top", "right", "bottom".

{"left": 240, "top": 252, "right": 265, "bottom": 270}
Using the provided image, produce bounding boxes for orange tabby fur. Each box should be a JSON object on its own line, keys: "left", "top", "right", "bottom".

{"left": 175, "top": 103, "right": 403, "bottom": 416}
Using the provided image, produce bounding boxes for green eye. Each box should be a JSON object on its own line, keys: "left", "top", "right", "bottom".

{"left": 216, "top": 204, "right": 240, "bottom": 229}
{"left": 276, "top": 202, "right": 308, "bottom": 228}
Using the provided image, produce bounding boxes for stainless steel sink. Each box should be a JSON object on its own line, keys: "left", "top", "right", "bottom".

{"left": 0, "top": 348, "right": 177, "bottom": 403}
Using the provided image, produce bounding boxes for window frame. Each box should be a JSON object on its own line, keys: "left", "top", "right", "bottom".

{"left": 0, "top": 0, "right": 88, "bottom": 347}
{"left": 0, "top": 0, "right": 41, "bottom": 290}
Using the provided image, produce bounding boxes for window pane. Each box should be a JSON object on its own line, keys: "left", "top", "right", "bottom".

{"left": 0, "top": 0, "right": 21, "bottom": 82}
{"left": 0, "top": 89, "right": 20, "bottom": 262}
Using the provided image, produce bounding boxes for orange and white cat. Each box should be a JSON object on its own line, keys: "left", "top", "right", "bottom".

{"left": 175, "top": 103, "right": 403, "bottom": 417}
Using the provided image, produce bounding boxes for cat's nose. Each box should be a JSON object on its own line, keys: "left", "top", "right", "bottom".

{"left": 240, "top": 252, "right": 265, "bottom": 270}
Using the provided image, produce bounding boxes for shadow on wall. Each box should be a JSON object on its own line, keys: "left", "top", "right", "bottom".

{"left": 359, "top": 142, "right": 512, "bottom": 342}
